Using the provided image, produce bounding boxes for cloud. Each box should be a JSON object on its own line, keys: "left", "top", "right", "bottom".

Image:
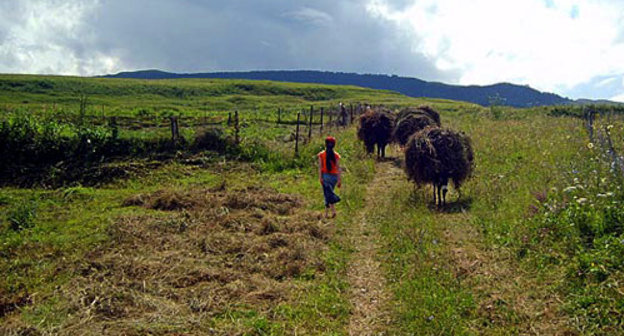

{"left": 366, "top": 0, "right": 624, "bottom": 95}
{"left": 0, "top": 0, "right": 121, "bottom": 75}
{"left": 39, "top": 0, "right": 455, "bottom": 82}
{"left": 284, "top": 7, "right": 334, "bottom": 27}
{"left": 1, "top": 0, "right": 624, "bottom": 101}
{"left": 0, "top": 0, "right": 457, "bottom": 82}
{"left": 596, "top": 77, "right": 618, "bottom": 88}
{"left": 610, "top": 92, "right": 624, "bottom": 103}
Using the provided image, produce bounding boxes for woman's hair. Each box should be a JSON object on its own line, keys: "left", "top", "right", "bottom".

{"left": 325, "top": 138, "right": 336, "bottom": 172}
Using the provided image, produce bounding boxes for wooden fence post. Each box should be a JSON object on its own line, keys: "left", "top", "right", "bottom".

{"left": 320, "top": 107, "right": 324, "bottom": 135}
{"left": 350, "top": 104, "right": 354, "bottom": 125}
{"left": 308, "top": 105, "right": 313, "bottom": 141}
{"left": 234, "top": 110, "right": 240, "bottom": 145}
{"left": 295, "top": 112, "right": 301, "bottom": 156}
{"left": 109, "top": 116, "right": 118, "bottom": 140}
{"left": 170, "top": 116, "right": 179, "bottom": 146}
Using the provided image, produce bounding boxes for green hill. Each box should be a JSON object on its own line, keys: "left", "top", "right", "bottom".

{"left": 1, "top": 74, "right": 623, "bottom": 335}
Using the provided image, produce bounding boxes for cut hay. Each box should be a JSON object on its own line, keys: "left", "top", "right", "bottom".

{"left": 357, "top": 107, "right": 395, "bottom": 158}
{"left": 46, "top": 186, "right": 331, "bottom": 334}
{"left": 405, "top": 126, "right": 474, "bottom": 190}
{"left": 393, "top": 106, "right": 442, "bottom": 146}
{"left": 397, "top": 105, "right": 441, "bottom": 125}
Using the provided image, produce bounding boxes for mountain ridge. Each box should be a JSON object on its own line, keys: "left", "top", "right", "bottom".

{"left": 100, "top": 69, "right": 614, "bottom": 107}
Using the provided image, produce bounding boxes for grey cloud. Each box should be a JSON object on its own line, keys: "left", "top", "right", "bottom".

{"left": 283, "top": 7, "right": 334, "bottom": 27}
{"left": 83, "top": 0, "right": 457, "bottom": 81}
{"left": 0, "top": 0, "right": 457, "bottom": 82}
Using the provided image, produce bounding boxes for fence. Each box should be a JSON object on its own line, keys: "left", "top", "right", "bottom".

{"left": 0, "top": 102, "right": 369, "bottom": 156}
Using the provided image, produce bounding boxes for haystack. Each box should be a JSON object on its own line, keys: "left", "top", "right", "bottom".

{"left": 394, "top": 106, "right": 441, "bottom": 146}
{"left": 405, "top": 127, "right": 474, "bottom": 202}
{"left": 357, "top": 107, "right": 395, "bottom": 158}
{"left": 396, "top": 105, "right": 441, "bottom": 125}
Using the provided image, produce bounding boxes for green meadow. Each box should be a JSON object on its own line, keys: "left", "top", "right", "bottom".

{"left": 1, "top": 74, "right": 623, "bottom": 334}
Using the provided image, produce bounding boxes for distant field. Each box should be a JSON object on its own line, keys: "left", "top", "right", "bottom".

{"left": 1, "top": 75, "right": 623, "bottom": 334}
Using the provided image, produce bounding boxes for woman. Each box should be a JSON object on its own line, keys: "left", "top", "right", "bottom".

{"left": 318, "top": 136, "right": 342, "bottom": 218}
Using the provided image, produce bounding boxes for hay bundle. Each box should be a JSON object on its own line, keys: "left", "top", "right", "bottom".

{"left": 394, "top": 106, "right": 441, "bottom": 146}
{"left": 396, "top": 105, "right": 441, "bottom": 125}
{"left": 357, "top": 107, "right": 395, "bottom": 158}
{"left": 405, "top": 127, "right": 474, "bottom": 202}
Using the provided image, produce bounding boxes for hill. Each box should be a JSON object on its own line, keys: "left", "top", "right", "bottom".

{"left": 103, "top": 69, "right": 573, "bottom": 107}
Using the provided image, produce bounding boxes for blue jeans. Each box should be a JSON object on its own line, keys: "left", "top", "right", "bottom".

{"left": 322, "top": 173, "right": 341, "bottom": 207}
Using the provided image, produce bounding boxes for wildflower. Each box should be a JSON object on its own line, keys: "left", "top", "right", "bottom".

{"left": 597, "top": 193, "right": 607, "bottom": 198}
{"left": 564, "top": 186, "right": 577, "bottom": 193}
{"left": 601, "top": 177, "right": 608, "bottom": 184}
{"left": 87, "top": 138, "right": 91, "bottom": 144}
{"left": 573, "top": 178, "right": 579, "bottom": 184}
{"left": 606, "top": 192, "right": 614, "bottom": 197}
{"left": 576, "top": 198, "right": 587, "bottom": 204}
{"left": 587, "top": 142, "right": 594, "bottom": 149}
{"left": 607, "top": 124, "right": 614, "bottom": 130}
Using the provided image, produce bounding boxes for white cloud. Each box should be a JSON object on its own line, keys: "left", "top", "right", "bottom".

{"left": 366, "top": 0, "right": 624, "bottom": 93}
{"left": 0, "top": 0, "right": 121, "bottom": 75}
{"left": 611, "top": 92, "right": 624, "bottom": 103}
{"left": 284, "top": 7, "right": 334, "bottom": 27}
{"left": 596, "top": 76, "right": 618, "bottom": 87}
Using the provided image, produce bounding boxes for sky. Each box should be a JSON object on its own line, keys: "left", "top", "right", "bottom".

{"left": 1, "top": 0, "right": 624, "bottom": 102}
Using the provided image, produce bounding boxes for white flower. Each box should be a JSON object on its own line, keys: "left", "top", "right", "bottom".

{"left": 587, "top": 142, "right": 594, "bottom": 149}
{"left": 606, "top": 192, "right": 614, "bottom": 197}
{"left": 597, "top": 193, "right": 607, "bottom": 198}
{"left": 87, "top": 139, "right": 91, "bottom": 144}
{"left": 564, "top": 186, "right": 577, "bottom": 193}
{"left": 576, "top": 198, "right": 588, "bottom": 204}
{"left": 574, "top": 178, "right": 579, "bottom": 184}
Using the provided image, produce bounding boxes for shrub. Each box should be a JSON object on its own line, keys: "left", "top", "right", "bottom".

{"left": 7, "top": 199, "right": 37, "bottom": 231}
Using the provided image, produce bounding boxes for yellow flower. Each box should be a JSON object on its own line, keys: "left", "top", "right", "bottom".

{"left": 587, "top": 142, "right": 594, "bottom": 149}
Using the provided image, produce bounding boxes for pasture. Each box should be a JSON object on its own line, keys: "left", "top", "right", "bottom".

{"left": 1, "top": 74, "right": 623, "bottom": 334}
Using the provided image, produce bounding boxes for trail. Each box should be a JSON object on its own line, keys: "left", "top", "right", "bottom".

{"left": 346, "top": 159, "right": 401, "bottom": 335}
{"left": 344, "top": 156, "right": 567, "bottom": 334}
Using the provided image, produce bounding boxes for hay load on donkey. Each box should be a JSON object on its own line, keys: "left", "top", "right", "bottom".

{"left": 357, "top": 107, "right": 395, "bottom": 158}
{"left": 393, "top": 106, "right": 441, "bottom": 147}
{"left": 404, "top": 127, "right": 474, "bottom": 206}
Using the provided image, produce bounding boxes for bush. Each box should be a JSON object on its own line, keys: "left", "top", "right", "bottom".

{"left": 7, "top": 199, "right": 37, "bottom": 231}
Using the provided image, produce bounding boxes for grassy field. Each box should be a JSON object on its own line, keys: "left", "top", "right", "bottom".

{"left": 1, "top": 74, "right": 624, "bottom": 334}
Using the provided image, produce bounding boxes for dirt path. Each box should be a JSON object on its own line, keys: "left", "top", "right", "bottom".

{"left": 346, "top": 160, "right": 401, "bottom": 335}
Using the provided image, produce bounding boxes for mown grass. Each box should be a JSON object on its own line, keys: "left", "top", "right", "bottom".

{"left": 3, "top": 74, "right": 624, "bottom": 334}
{"left": 373, "top": 105, "right": 623, "bottom": 334}
{"left": 0, "top": 112, "right": 375, "bottom": 334}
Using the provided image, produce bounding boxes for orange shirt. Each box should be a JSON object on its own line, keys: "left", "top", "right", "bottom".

{"left": 318, "top": 151, "right": 341, "bottom": 174}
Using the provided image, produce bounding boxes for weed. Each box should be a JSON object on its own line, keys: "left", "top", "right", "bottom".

{"left": 7, "top": 198, "right": 37, "bottom": 231}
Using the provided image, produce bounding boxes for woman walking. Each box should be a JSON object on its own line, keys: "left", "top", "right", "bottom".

{"left": 318, "top": 136, "right": 342, "bottom": 218}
